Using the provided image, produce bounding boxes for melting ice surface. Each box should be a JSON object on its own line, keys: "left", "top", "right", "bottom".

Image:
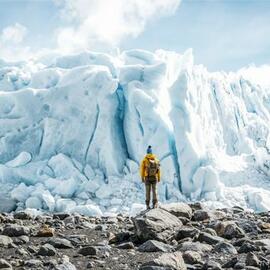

{"left": 0, "top": 49, "right": 270, "bottom": 215}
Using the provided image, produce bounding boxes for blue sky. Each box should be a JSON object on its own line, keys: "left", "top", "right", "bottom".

{"left": 0, "top": 0, "right": 269, "bottom": 71}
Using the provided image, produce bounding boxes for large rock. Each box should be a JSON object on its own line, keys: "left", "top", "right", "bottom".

{"left": 197, "top": 232, "right": 224, "bottom": 245}
{"left": 0, "top": 259, "right": 12, "bottom": 269}
{"left": 47, "top": 238, "right": 73, "bottom": 249}
{"left": 176, "top": 227, "right": 199, "bottom": 240}
{"left": 0, "top": 235, "right": 13, "bottom": 247}
{"left": 132, "top": 208, "right": 182, "bottom": 242}
{"left": 138, "top": 240, "right": 173, "bottom": 252}
{"left": 2, "top": 224, "right": 30, "bottom": 237}
{"left": 214, "top": 242, "right": 237, "bottom": 254}
{"left": 140, "top": 252, "right": 186, "bottom": 270}
{"left": 182, "top": 251, "right": 202, "bottom": 265}
{"left": 254, "top": 239, "right": 270, "bottom": 251}
{"left": 160, "top": 203, "right": 192, "bottom": 219}
{"left": 213, "top": 221, "right": 245, "bottom": 239}
{"left": 245, "top": 252, "right": 260, "bottom": 267}
{"left": 193, "top": 210, "right": 210, "bottom": 221}
{"left": 177, "top": 241, "right": 212, "bottom": 254}
{"left": 78, "top": 246, "right": 98, "bottom": 256}
{"left": 37, "top": 243, "right": 57, "bottom": 256}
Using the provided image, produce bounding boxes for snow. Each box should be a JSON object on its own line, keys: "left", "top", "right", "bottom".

{"left": 0, "top": 49, "right": 270, "bottom": 215}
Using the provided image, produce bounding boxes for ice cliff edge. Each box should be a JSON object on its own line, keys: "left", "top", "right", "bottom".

{"left": 0, "top": 49, "right": 270, "bottom": 214}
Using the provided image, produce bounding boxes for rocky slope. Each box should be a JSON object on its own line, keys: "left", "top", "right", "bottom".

{"left": 1, "top": 203, "right": 270, "bottom": 269}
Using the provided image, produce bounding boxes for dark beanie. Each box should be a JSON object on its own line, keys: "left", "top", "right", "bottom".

{"left": 147, "top": 145, "right": 152, "bottom": 154}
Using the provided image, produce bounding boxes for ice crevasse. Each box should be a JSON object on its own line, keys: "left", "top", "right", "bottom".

{"left": 0, "top": 49, "right": 270, "bottom": 215}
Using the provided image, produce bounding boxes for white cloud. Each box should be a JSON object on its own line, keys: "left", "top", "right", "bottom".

{"left": 0, "top": 23, "right": 31, "bottom": 61}
{"left": 1, "top": 23, "right": 27, "bottom": 44}
{"left": 55, "top": 0, "right": 181, "bottom": 52}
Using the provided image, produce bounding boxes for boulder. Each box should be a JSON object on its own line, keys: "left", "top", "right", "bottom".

{"left": 2, "top": 224, "right": 30, "bottom": 237}
{"left": 78, "top": 246, "right": 98, "bottom": 256}
{"left": 0, "top": 235, "right": 13, "bottom": 247}
{"left": 14, "top": 211, "right": 31, "bottom": 220}
{"left": 160, "top": 203, "right": 192, "bottom": 219}
{"left": 37, "top": 243, "right": 57, "bottom": 256}
{"left": 0, "top": 259, "right": 12, "bottom": 269}
{"left": 116, "top": 242, "right": 134, "bottom": 249}
{"left": 213, "top": 221, "right": 245, "bottom": 239}
{"left": 140, "top": 252, "right": 187, "bottom": 270}
{"left": 138, "top": 240, "right": 173, "bottom": 252}
{"left": 176, "top": 227, "right": 199, "bottom": 240}
{"left": 214, "top": 242, "right": 237, "bottom": 254}
{"left": 13, "top": 235, "right": 29, "bottom": 245}
{"left": 245, "top": 252, "right": 260, "bottom": 267}
{"left": 254, "top": 239, "right": 270, "bottom": 251}
{"left": 239, "top": 241, "right": 260, "bottom": 253}
{"left": 36, "top": 226, "right": 55, "bottom": 237}
{"left": 47, "top": 238, "right": 73, "bottom": 249}
{"left": 202, "top": 261, "right": 222, "bottom": 270}
{"left": 177, "top": 241, "right": 212, "bottom": 254}
{"left": 24, "top": 259, "right": 43, "bottom": 267}
{"left": 197, "top": 232, "right": 224, "bottom": 245}
{"left": 132, "top": 208, "right": 182, "bottom": 242}
{"left": 193, "top": 210, "right": 210, "bottom": 221}
{"left": 182, "top": 251, "right": 202, "bottom": 265}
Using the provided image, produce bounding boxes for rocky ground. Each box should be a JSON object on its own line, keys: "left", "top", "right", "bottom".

{"left": 1, "top": 203, "right": 270, "bottom": 269}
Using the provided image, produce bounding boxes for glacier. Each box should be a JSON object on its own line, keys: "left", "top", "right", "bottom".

{"left": 0, "top": 49, "right": 270, "bottom": 215}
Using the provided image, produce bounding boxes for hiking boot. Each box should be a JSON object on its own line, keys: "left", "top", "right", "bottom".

{"left": 153, "top": 202, "right": 158, "bottom": 208}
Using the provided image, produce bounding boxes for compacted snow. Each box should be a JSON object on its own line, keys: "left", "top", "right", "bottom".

{"left": 0, "top": 49, "right": 270, "bottom": 215}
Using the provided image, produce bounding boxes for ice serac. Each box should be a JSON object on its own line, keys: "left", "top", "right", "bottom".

{"left": 0, "top": 49, "right": 270, "bottom": 214}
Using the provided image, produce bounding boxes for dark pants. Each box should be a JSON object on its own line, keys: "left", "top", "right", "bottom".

{"left": 145, "top": 178, "right": 158, "bottom": 206}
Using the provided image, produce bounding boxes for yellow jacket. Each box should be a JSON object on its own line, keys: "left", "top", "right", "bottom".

{"left": 140, "top": 154, "right": 161, "bottom": 182}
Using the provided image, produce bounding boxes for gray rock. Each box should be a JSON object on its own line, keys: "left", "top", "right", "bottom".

{"left": 222, "top": 257, "right": 238, "bottom": 268}
{"left": 47, "top": 238, "right": 74, "bottom": 249}
{"left": 13, "top": 211, "right": 31, "bottom": 220}
{"left": 160, "top": 203, "right": 192, "bottom": 219}
{"left": 38, "top": 243, "right": 57, "bottom": 256}
{"left": 55, "top": 261, "right": 77, "bottom": 270}
{"left": 239, "top": 241, "right": 260, "bottom": 253}
{"left": 116, "top": 242, "right": 134, "bottom": 249}
{"left": 176, "top": 227, "right": 199, "bottom": 240}
{"left": 223, "top": 222, "right": 245, "bottom": 239}
{"left": 140, "top": 252, "right": 187, "bottom": 270}
{"left": 53, "top": 213, "right": 71, "bottom": 220}
{"left": 2, "top": 224, "right": 30, "bottom": 237}
{"left": 24, "top": 259, "right": 42, "bottom": 267}
{"left": 214, "top": 242, "right": 237, "bottom": 254}
{"left": 202, "top": 228, "right": 217, "bottom": 236}
{"left": 13, "top": 235, "right": 29, "bottom": 245}
{"left": 16, "top": 248, "right": 28, "bottom": 256}
{"left": 233, "top": 262, "right": 245, "bottom": 269}
{"left": 0, "top": 259, "right": 12, "bottom": 269}
{"left": 78, "top": 246, "right": 98, "bottom": 256}
{"left": 55, "top": 255, "right": 77, "bottom": 270}
{"left": 108, "top": 231, "right": 131, "bottom": 244}
{"left": 182, "top": 251, "right": 202, "bottom": 265}
{"left": 213, "top": 221, "right": 245, "bottom": 239}
{"left": 133, "top": 208, "right": 182, "bottom": 242}
{"left": 254, "top": 239, "right": 270, "bottom": 251}
{"left": 193, "top": 210, "right": 210, "bottom": 221}
{"left": 138, "top": 240, "right": 173, "bottom": 252}
{"left": 0, "top": 235, "right": 13, "bottom": 247}
{"left": 198, "top": 232, "right": 224, "bottom": 245}
{"left": 245, "top": 252, "right": 260, "bottom": 267}
{"left": 202, "top": 261, "right": 222, "bottom": 270}
{"left": 178, "top": 241, "right": 212, "bottom": 254}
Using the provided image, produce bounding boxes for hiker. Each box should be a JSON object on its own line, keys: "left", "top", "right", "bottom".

{"left": 140, "top": 145, "right": 161, "bottom": 209}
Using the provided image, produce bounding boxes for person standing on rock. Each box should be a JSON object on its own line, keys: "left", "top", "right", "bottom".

{"left": 140, "top": 146, "right": 161, "bottom": 209}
